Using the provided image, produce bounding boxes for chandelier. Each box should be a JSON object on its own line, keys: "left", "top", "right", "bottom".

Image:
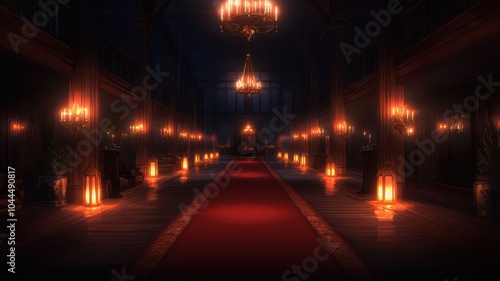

{"left": 242, "top": 123, "right": 255, "bottom": 135}
{"left": 391, "top": 104, "right": 415, "bottom": 136}
{"left": 220, "top": 0, "right": 279, "bottom": 41}
{"left": 60, "top": 102, "right": 88, "bottom": 132}
{"left": 236, "top": 54, "right": 262, "bottom": 96}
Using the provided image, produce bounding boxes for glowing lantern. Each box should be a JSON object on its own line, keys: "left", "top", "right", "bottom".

{"left": 377, "top": 161, "right": 397, "bottom": 203}
{"left": 300, "top": 154, "right": 307, "bottom": 167}
{"left": 194, "top": 154, "right": 201, "bottom": 164}
{"left": 149, "top": 156, "right": 159, "bottom": 178}
{"left": 277, "top": 152, "right": 282, "bottom": 159}
{"left": 204, "top": 153, "right": 209, "bottom": 160}
{"left": 83, "top": 164, "right": 101, "bottom": 208}
{"left": 326, "top": 154, "right": 335, "bottom": 177}
{"left": 215, "top": 152, "right": 219, "bottom": 159}
{"left": 210, "top": 152, "right": 214, "bottom": 159}
{"left": 293, "top": 154, "right": 299, "bottom": 163}
{"left": 283, "top": 152, "right": 289, "bottom": 162}
{"left": 182, "top": 155, "right": 189, "bottom": 171}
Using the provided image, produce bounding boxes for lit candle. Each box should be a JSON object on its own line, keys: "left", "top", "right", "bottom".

{"left": 412, "top": 111, "right": 414, "bottom": 121}
{"left": 60, "top": 111, "right": 63, "bottom": 121}
{"left": 275, "top": 6, "right": 278, "bottom": 21}
{"left": 221, "top": 6, "right": 224, "bottom": 21}
{"left": 392, "top": 108, "right": 395, "bottom": 116}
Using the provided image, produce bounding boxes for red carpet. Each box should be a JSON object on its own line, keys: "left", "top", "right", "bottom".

{"left": 143, "top": 158, "right": 352, "bottom": 281}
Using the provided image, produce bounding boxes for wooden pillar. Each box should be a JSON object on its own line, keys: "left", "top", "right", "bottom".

{"left": 68, "top": 0, "right": 101, "bottom": 203}
{"left": 331, "top": 0, "right": 347, "bottom": 175}
{"left": 377, "top": 9, "right": 404, "bottom": 182}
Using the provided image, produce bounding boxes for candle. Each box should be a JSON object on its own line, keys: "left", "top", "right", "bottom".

{"left": 412, "top": 111, "right": 414, "bottom": 121}
{"left": 275, "top": 6, "right": 278, "bottom": 21}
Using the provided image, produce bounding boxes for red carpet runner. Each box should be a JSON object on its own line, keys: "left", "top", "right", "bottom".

{"left": 134, "top": 158, "right": 354, "bottom": 280}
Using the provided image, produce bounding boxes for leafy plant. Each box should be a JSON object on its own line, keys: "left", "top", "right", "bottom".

{"left": 477, "top": 109, "right": 500, "bottom": 177}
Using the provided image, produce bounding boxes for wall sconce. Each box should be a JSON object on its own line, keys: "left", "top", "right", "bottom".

{"left": 337, "top": 121, "right": 354, "bottom": 138}
{"left": 204, "top": 153, "right": 209, "bottom": 161}
{"left": 293, "top": 153, "right": 299, "bottom": 163}
{"left": 301, "top": 134, "right": 308, "bottom": 141}
{"left": 215, "top": 152, "right": 219, "bottom": 159}
{"left": 83, "top": 164, "right": 101, "bottom": 208}
{"left": 160, "top": 127, "right": 172, "bottom": 138}
{"left": 149, "top": 156, "right": 159, "bottom": 178}
{"left": 182, "top": 155, "right": 189, "bottom": 171}
{"left": 293, "top": 134, "right": 299, "bottom": 141}
{"left": 311, "top": 127, "right": 324, "bottom": 138}
{"left": 391, "top": 104, "right": 414, "bottom": 136}
{"left": 130, "top": 124, "right": 144, "bottom": 137}
{"left": 377, "top": 161, "right": 397, "bottom": 204}
{"left": 326, "top": 153, "right": 335, "bottom": 177}
{"left": 283, "top": 152, "right": 289, "bottom": 163}
{"left": 210, "top": 152, "right": 214, "bottom": 160}
{"left": 194, "top": 154, "right": 201, "bottom": 164}
{"left": 179, "top": 131, "right": 188, "bottom": 140}
{"left": 61, "top": 102, "right": 88, "bottom": 132}
{"left": 449, "top": 112, "right": 466, "bottom": 134}
{"left": 277, "top": 151, "right": 282, "bottom": 159}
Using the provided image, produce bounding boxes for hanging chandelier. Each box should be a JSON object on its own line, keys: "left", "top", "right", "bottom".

{"left": 220, "top": 0, "right": 279, "bottom": 41}
{"left": 236, "top": 53, "right": 262, "bottom": 96}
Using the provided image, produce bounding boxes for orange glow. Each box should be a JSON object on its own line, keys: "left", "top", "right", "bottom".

{"left": 83, "top": 166, "right": 101, "bottom": 208}
{"left": 130, "top": 124, "right": 144, "bottom": 136}
{"left": 326, "top": 162, "right": 335, "bottom": 177}
{"left": 160, "top": 127, "right": 172, "bottom": 138}
{"left": 195, "top": 154, "right": 201, "bottom": 164}
{"left": 283, "top": 152, "right": 289, "bottom": 162}
{"left": 215, "top": 152, "right": 219, "bottom": 158}
{"left": 11, "top": 123, "right": 25, "bottom": 131}
{"left": 377, "top": 161, "right": 397, "bottom": 203}
{"left": 236, "top": 54, "right": 262, "bottom": 96}
{"left": 182, "top": 156, "right": 189, "bottom": 171}
{"left": 300, "top": 154, "right": 307, "bottom": 167}
{"left": 204, "top": 153, "right": 209, "bottom": 160}
{"left": 277, "top": 152, "right": 282, "bottom": 158}
{"left": 210, "top": 153, "right": 214, "bottom": 159}
{"left": 293, "top": 154, "right": 299, "bottom": 163}
{"left": 149, "top": 157, "right": 158, "bottom": 178}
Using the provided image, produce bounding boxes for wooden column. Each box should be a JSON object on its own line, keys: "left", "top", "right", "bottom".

{"left": 377, "top": 9, "right": 404, "bottom": 182}
{"left": 68, "top": 0, "right": 101, "bottom": 203}
{"left": 331, "top": 0, "right": 347, "bottom": 175}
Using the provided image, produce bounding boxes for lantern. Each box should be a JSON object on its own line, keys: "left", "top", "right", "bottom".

{"left": 182, "top": 155, "right": 189, "bottom": 171}
{"left": 204, "top": 153, "right": 209, "bottom": 161}
{"left": 377, "top": 161, "right": 397, "bottom": 203}
{"left": 149, "top": 156, "right": 159, "bottom": 178}
{"left": 300, "top": 154, "right": 307, "bottom": 167}
{"left": 215, "top": 152, "right": 219, "bottom": 159}
{"left": 210, "top": 152, "right": 214, "bottom": 159}
{"left": 194, "top": 154, "right": 201, "bottom": 164}
{"left": 326, "top": 154, "right": 335, "bottom": 177}
{"left": 283, "top": 152, "right": 289, "bottom": 162}
{"left": 293, "top": 154, "right": 299, "bottom": 163}
{"left": 83, "top": 164, "right": 101, "bottom": 208}
{"left": 277, "top": 152, "right": 282, "bottom": 159}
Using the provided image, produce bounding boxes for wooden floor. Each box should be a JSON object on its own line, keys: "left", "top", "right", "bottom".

{"left": 3, "top": 156, "right": 500, "bottom": 281}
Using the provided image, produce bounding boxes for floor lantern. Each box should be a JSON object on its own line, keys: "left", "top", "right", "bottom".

{"left": 377, "top": 161, "right": 397, "bottom": 203}
{"left": 326, "top": 153, "right": 335, "bottom": 177}
{"left": 83, "top": 164, "right": 101, "bottom": 208}
{"left": 149, "top": 156, "right": 159, "bottom": 178}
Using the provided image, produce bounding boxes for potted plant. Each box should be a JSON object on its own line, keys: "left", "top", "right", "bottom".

{"left": 39, "top": 134, "right": 69, "bottom": 206}
{"left": 474, "top": 107, "right": 500, "bottom": 216}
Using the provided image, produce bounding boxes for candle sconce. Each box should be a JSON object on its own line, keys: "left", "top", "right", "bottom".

{"left": 60, "top": 102, "right": 88, "bottom": 132}
{"left": 391, "top": 104, "right": 415, "bottom": 136}
{"left": 337, "top": 121, "right": 354, "bottom": 138}
{"left": 129, "top": 124, "right": 145, "bottom": 137}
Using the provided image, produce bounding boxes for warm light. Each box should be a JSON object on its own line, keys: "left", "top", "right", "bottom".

{"left": 160, "top": 127, "right": 172, "bottom": 138}
{"left": 83, "top": 164, "right": 101, "bottom": 208}
{"left": 277, "top": 152, "right": 282, "bottom": 158}
{"left": 283, "top": 152, "right": 289, "bottom": 162}
{"left": 337, "top": 121, "right": 354, "bottom": 138}
{"left": 300, "top": 154, "right": 307, "bottom": 167}
{"left": 326, "top": 154, "right": 335, "bottom": 177}
{"left": 179, "top": 132, "right": 188, "bottom": 140}
{"left": 377, "top": 161, "right": 397, "bottom": 203}
{"left": 236, "top": 54, "right": 262, "bottom": 96}
{"left": 301, "top": 134, "right": 308, "bottom": 141}
{"left": 293, "top": 154, "right": 299, "bottom": 163}
{"left": 130, "top": 124, "right": 144, "bottom": 137}
{"left": 391, "top": 104, "right": 415, "bottom": 135}
{"left": 149, "top": 156, "right": 159, "bottom": 178}
{"left": 194, "top": 154, "right": 201, "bottom": 164}
{"left": 311, "top": 127, "right": 324, "bottom": 138}
{"left": 293, "top": 134, "right": 299, "bottom": 141}
{"left": 215, "top": 152, "right": 220, "bottom": 159}
{"left": 61, "top": 102, "right": 88, "bottom": 131}
{"left": 210, "top": 153, "right": 214, "bottom": 159}
{"left": 204, "top": 153, "right": 209, "bottom": 160}
{"left": 12, "top": 123, "right": 25, "bottom": 131}
{"left": 220, "top": 0, "right": 279, "bottom": 41}
{"left": 182, "top": 155, "right": 189, "bottom": 171}
{"left": 242, "top": 123, "right": 255, "bottom": 135}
